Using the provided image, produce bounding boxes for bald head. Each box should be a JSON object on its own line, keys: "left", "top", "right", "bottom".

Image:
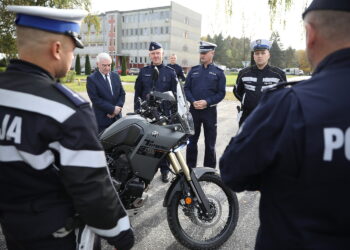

{"left": 17, "top": 26, "right": 67, "bottom": 54}
{"left": 304, "top": 10, "right": 350, "bottom": 68}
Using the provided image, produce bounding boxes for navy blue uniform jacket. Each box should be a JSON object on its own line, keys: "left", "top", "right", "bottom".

{"left": 184, "top": 63, "right": 226, "bottom": 107}
{"left": 220, "top": 48, "right": 350, "bottom": 249}
{"left": 134, "top": 64, "right": 177, "bottom": 110}
{"left": 87, "top": 71, "right": 125, "bottom": 128}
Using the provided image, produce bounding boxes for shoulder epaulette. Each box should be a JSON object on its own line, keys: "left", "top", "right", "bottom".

{"left": 213, "top": 65, "right": 224, "bottom": 71}
{"left": 267, "top": 79, "right": 305, "bottom": 92}
{"left": 54, "top": 82, "right": 89, "bottom": 107}
{"left": 165, "top": 65, "right": 175, "bottom": 71}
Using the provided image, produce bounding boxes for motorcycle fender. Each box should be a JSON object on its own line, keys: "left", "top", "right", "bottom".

{"left": 163, "top": 167, "right": 217, "bottom": 207}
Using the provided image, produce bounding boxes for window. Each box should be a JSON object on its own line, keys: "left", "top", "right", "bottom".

{"left": 184, "top": 31, "right": 188, "bottom": 39}
{"left": 165, "top": 27, "right": 169, "bottom": 34}
{"left": 140, "top": 57, "right": 143, "bottom": 63}
{"left": 185, "top": 17, "right": 189, "bottom": 25}
{"left": 160, "top": 27, "right": 164, "bottom": 34}
{"left": 135, "top": 29, "right": 138, "bottom": 35}
{"left": 131, "top": 29, "right": 134, "bottom": 36}
{"left": 145, "top": 57, "right": 147, "bottom": 63}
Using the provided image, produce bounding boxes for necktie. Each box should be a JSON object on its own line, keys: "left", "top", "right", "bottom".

{"left": 105, "top": 74, "right": 113, "bottom": 95}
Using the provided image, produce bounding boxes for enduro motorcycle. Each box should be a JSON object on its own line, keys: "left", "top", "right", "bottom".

{"left": 97, "top": 82, "right": 239, "bottom": 249}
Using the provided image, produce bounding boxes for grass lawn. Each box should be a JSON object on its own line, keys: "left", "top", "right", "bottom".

{"left": 63, "top": 73, "right": 298, "bottom": 100}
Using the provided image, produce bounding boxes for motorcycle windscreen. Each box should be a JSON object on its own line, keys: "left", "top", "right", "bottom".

{"left": 176, "top": 82, "right": 195, "bottom": 135}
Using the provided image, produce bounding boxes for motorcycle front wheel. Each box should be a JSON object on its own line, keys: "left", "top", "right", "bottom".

{"left": 167, "top": 173, "right": 239, "bottom": 250}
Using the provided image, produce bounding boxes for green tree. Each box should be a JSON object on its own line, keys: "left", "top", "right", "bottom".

{"left": 85, "top": 54, "right": 91, "bottom": 75}
{"left": 75, "top": 54, "right": 81, "bottom": 75}
{"left": 282, "top": 47, "right": 298, "bottom": 68}
{"left": 121, "top": 56, "right": 127, "bottom": 76}
{"left": 269, "top": 32, "right": 284, "bottom": 68}
{"left": 111, "top": 59, "right": 115, "bottom": 72}
{"left": 0, "top": 0, "right": 95, "bottom": 59}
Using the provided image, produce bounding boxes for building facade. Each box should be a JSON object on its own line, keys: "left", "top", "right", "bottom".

{"left": 76, "top": 1, "right": 201, "bottom": 73}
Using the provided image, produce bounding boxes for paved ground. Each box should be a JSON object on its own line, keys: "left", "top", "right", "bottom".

{"left": 0, "top": 91, "right": 260, "bottom": 250}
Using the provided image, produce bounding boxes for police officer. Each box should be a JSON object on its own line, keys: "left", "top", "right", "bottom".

{"left": 167, "top": 53, "right": 186, "bottom": 82}
{"left": 220, "top": 0, "right": 350, "bottom": 248}
{"left": 184, "top": 41, "right": 226, "bottom": 168}
{"left": 234, "top": 39, "right": 286, "bottom": 126}
{"left": 0, "top": 6, "right": 134, "bottom": 250}
{"left": 134, "top": 41, "right": 177, "bottom": 182}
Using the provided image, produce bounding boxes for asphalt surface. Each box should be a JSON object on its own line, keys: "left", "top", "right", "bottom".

{"left": 0, "top": 91, "right": 260, "bottom": 250}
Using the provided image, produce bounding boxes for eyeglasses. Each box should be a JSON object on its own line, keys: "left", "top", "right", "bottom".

{"left": 102, "top": 64, "right": 111, "bottom": 67}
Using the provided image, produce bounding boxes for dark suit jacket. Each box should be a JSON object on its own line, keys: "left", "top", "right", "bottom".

{"left": 87, "top": 71, "right": 125, "bottom": 131}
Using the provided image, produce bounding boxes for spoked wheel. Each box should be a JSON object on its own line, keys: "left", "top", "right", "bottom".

{"left": 167, "top": 173, "right": 239, "bottom": 250}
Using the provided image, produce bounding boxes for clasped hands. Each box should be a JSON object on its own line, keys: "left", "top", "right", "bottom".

{"left": 193, "top": 100, "right": 207, "bottom": 109}
{"left": 107, "top": 106, "right": 122, "bottom": 118}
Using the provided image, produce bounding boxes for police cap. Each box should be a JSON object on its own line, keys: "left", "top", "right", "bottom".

{"left": 6, "top": 5, "right": 87, "bottom": 48}
{"left": 149, "top": 41, "right": 162, "bottom": 51}
{"left": 250, "top": 39, "right": 272, "bottom": 51}
{"left": 303, "top": 0, "right": 350, "bottom": 18}
{"left": 199, "top": 41, "right": 217, "bottom": 53}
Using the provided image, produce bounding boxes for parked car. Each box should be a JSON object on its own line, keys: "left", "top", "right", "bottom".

{"left": 128, "top": 67, "right": 140, "bottom": 75}
{"left": 283, "top": 68, "right": 304, "bottom": 76}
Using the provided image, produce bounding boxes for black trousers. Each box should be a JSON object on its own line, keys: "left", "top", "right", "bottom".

{"left": 186, "top": 107, "right": 217, "bottom": 168}
{"left": 238, "top": 108, "right": 252, "bottom": 127}
{"left": 4, "top": 230, "right": 76, "bottom": 250}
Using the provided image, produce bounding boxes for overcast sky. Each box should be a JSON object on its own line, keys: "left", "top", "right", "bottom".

{"left": 90, "top": 0, "right": 311, "bottom": 50}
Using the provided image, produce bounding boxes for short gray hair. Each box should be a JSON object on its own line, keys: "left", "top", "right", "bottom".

{"left": 96, "top": 52, "right": 112, "bottom": 63}
{"left": 305, "top": 10, "right": 350, "bottom": 43}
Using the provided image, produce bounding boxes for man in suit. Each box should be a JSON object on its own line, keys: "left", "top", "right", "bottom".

{"left": 87, "top": 52, "right": 125, "bottom": 132}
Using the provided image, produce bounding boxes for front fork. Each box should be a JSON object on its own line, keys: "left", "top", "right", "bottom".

{"left": 167, "top": 152, "right": 212, "bottom": 215}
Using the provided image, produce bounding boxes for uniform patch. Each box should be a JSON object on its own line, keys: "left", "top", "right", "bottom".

{"left": 54, "top": 83, "right": 88, "bottom": 106}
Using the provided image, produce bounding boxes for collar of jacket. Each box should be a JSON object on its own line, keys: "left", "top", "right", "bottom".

{"left": 151, "top": 63, "right": 164, "bottom": 69}
{"left": 201, "top": 62, "right": 213, "bottom": 69}
{"left": 7, "top": 59, "right": 54, "bottom": 80}
{"left": 252, "top": 64, "right": 270, "bottom": 71}
{"left": 313, "top": 47, "right": 350, "bottom": 75}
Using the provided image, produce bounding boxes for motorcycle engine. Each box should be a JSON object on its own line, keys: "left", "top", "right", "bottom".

{"left": 107, "top": 152, "right": 146, "bottom": 209}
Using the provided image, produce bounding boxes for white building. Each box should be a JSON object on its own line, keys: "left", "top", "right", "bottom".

{"left": 76, "top": 1, "right": 201, "bottom": 72}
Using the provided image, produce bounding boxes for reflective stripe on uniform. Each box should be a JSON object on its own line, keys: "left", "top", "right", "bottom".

{"left": 262, "top": 77, "right": 281, "bottom": 83}
{"left": 0, "top": 89, "right": 75, "bottom": 123}
{"left": 0, "top": 145, "right": 54, "bottom": 170}
{"left": 49, "top": 142, "right": 107, "bottom": 168}
{"left": 88, "top": 215, "right": 131, "bottom": 237}
{"left": 261, "top": 84, "right": 277, "bottom": 92}
{"left": 242, "top": 77, "right": 257, "bottom": 82}
{"left": 244, "top": 84, "right": 256, "bottom": 91}
{"left": 0, "top": 143, "right": 106, "bottom": 169}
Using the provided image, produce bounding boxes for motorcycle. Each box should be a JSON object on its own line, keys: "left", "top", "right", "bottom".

{"left": 97, "top": 81, "right": 239, "bottom": 249}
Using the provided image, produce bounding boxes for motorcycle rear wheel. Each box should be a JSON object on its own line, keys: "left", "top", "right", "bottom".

{"left": 167, "top": 173, "right": 239, "bottom": 250}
